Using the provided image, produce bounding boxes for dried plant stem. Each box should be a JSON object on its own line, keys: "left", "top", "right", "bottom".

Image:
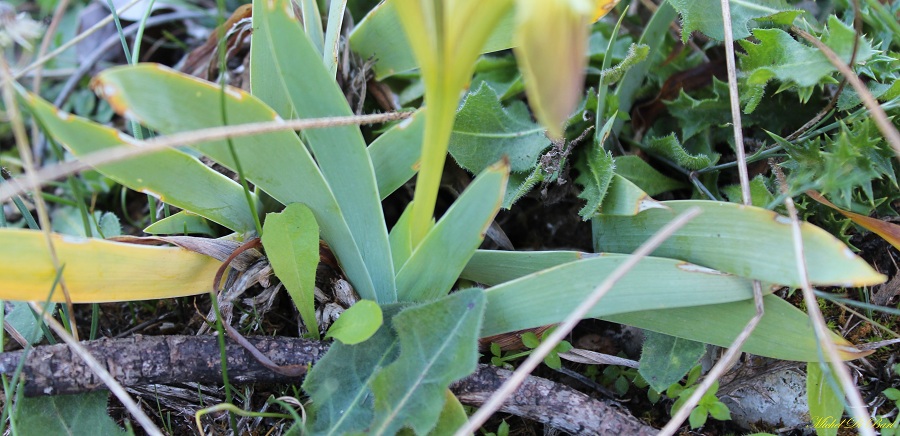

{"left": 660, "top": 1, "right": 765, "bottom": 432}
{"left": 792, "top": 27, "right": 900, "bottom": 161}
{"left": 27, "top": 302, "right": 163, "bottom": 436}
{"left": 0, "top": 57, "right": 78, "bottom": 341}
{"left": 456, "top": 207, "right": 702, "bottom": 436}
{"left": 774, "top": 166, "right": 875, "bottom": 436}
{"left": 0, "top": 111, "right": 412, "bottom": 203}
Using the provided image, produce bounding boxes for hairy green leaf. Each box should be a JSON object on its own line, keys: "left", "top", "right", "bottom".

{"left": 14, "top": 392, "right": 125, "bottom": 436}
{"left": 448, "top": 83, "right": 551, "bottom": 174}
{"left": 669, "top": 0, "right": 798, "bottom": 42}
{"left": 599, "top": 43, "right": 649, "bottom": 85}
{"left": 262, "top": 203, "right": 320, "bottom": 339}
{"left": 370, "top": 288, "right": 485, "bottom": 435}
{"left": 740, "top": 16, "right": 873, "bottom": 88}
{"left": 303, "top": 305, "right": 406, "bottom": 435}
{"left": 643, "top": 134, "right": 712, "bottom": 171}
{"left": 575, "top": 144, "right": 615, "bottom": 219}
{"left": 639, "top": 331, "right": 707, "bottom": 393}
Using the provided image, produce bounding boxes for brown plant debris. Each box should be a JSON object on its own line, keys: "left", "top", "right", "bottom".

{"left": 0, "top": 335, "right": 654, "bottom": 434}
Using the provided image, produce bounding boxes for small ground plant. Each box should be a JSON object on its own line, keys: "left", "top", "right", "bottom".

{"left": 0, "top": 0, "right": 898, "bottom": 434}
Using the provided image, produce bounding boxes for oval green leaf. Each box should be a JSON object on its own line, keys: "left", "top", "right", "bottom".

{"left": 325, "top": 300, "right": 384, "bottom": 345}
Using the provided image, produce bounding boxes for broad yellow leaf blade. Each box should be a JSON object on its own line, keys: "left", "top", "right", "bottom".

{"left": 0, "top": 229, "right": 221, "bottom": 303}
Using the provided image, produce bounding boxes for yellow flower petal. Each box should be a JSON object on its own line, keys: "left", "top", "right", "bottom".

{"left": 514, "top": 0, "right": 591, "bottom": 139}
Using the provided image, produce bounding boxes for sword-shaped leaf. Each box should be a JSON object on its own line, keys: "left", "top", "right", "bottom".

{"left": 25, "top": 92, "right": 257, "bottom": 234}
{"left": 369, "top": 110, "right": 425, "bottom": 200}
{"left": 604, "top": 295, "right": 869, "bottom": 361}
{"left": 0, "top": 229, "right": 220, "bottom": 303}
{"left": 480, "top": 255, "right": 765, "bottom": 337}
{"left": 92, "top": 64, "right": 379, "bottom": 302}
{"left": 396, "top": 160, "right": 508, "bottom": 301}
{"left": 594, "top": 200, "right": 885, "bottom": 287}
{"left": 252, "top": 0, "right": 395, "bottom": 302}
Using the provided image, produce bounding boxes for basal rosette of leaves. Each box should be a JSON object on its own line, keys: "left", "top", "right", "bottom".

{"left": 0, "top": 0, "right": 893, "bottom": 433}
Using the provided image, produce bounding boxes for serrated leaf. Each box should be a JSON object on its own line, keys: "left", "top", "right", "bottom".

{"left": 664, "top": 78, "right": 732, "bottom": 142}
{"left": 639, "top": 331, "right": 707, "bottom": 393}
{"left": 807, "top": 362, "right": 842, "bottom": 436}
{"left": 252, "top": 0, "right": 395, "bottom": 303}
{"left": 643, "top": 134, "right": 712, "bottom": 170}
{"left": 575, "top": 145, "right": 615, "bottom": 219}
{"left": 326, "top": 300, "right": 383, "bottom": 345}
{"left": 262, "top": 203, "right": 320, "bottom": 339}
{"left": 614, "top": 155, "right": 686, "bottom": 196}
{"left": 370, "top": 289, "right": 485, "bottom": 435}
{"left": 740, "top": 16, "right": 874, "bottom": 88}
{"left": 722, "top": 175, "right": 774, "bottom": 208}
{"left": 669, "top": 0, "right": 798, "bottom": 42}
{"left": 599, "top": 43, "right": 649, "bottom": 85}
{"left": 448, "top": 83, "right": 551, "bottom": 174}
{"left": 594, "top": 200, "right": 885, "bottom": 287}
{"left": 395, "top": 161, "right": 508, "bottom": 301}
{"left": 0, "top": 229, "right": 220, "bottom": 302}
{"left": 14, "top": 392, "right": 125, "bottom": 436}
{"left": 303, "top": 305, "right": 406, "bottom": 435}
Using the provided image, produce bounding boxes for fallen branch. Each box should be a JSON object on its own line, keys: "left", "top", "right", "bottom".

{"left": 0, "top": 335, "right": 655, "bottom": 434}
